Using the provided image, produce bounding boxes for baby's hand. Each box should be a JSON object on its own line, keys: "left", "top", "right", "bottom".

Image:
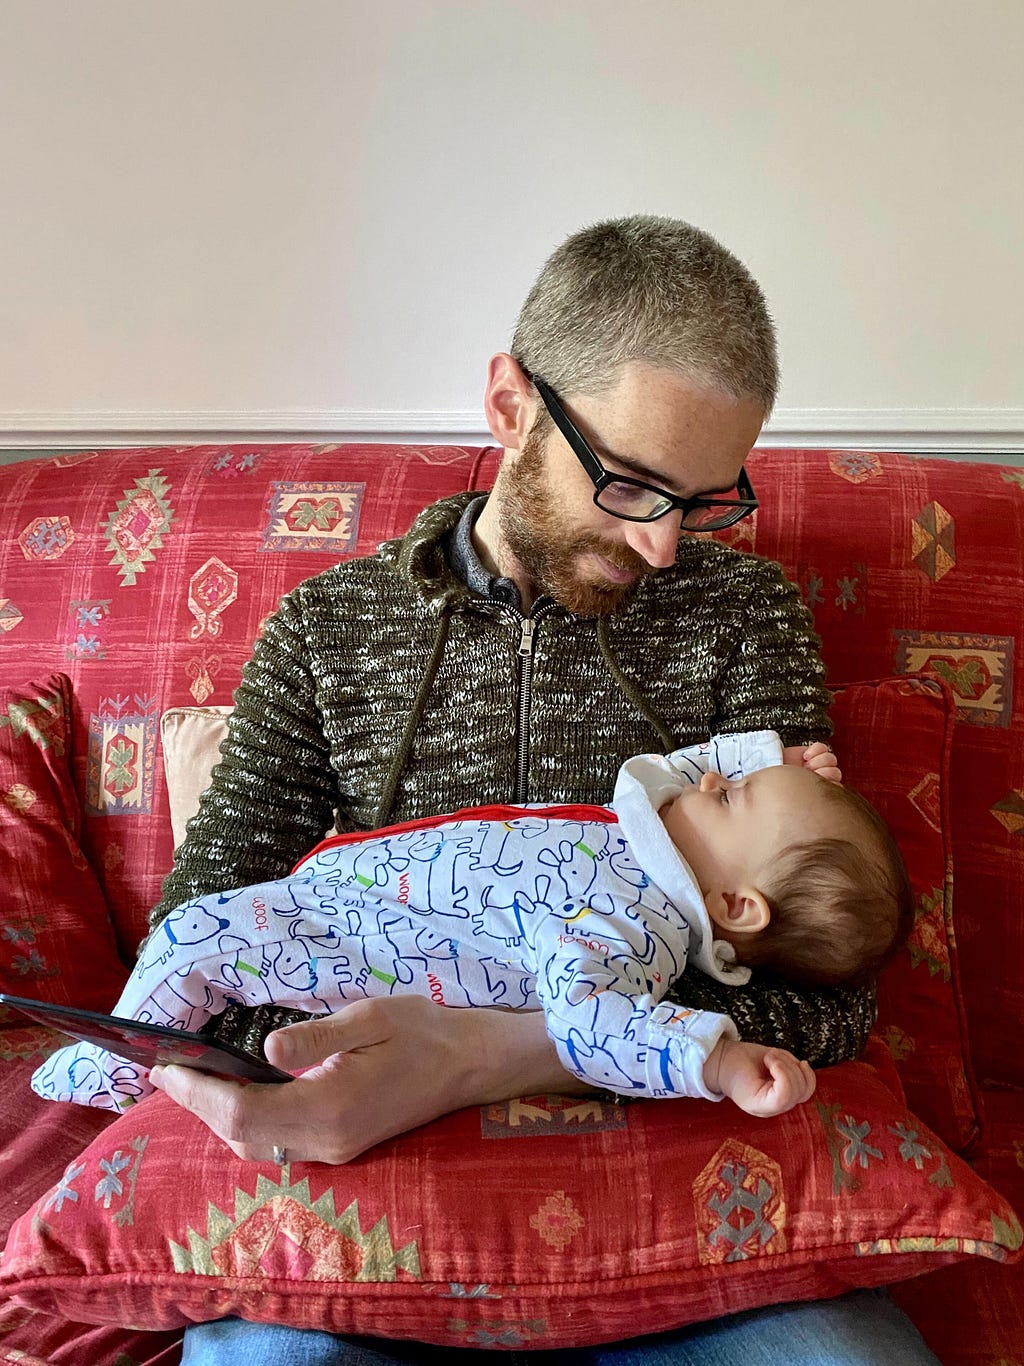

{"left": 782, "top": 740, "right": 841, "bottom": 784}
{"left": 706, "top": 1038, "right": 816, "bottom": 1117}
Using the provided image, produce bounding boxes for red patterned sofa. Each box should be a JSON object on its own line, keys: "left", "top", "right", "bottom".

{"left": 0, "top": 443, "right": 1021, "bottom": 1364}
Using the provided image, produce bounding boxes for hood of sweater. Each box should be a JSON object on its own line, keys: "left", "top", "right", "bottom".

{"left": 377, "top": 492, "right": 481, "bottom": 614}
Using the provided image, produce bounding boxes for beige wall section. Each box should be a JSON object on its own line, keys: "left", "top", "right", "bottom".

{"left": 1, "top": 0, "right": 1021, "bottom": 448}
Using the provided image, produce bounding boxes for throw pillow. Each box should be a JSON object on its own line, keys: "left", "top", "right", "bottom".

{"left": 1, "top": 1036, "right": 1018, "bottom": 1347}
{"left": 829, "top": 675, "right": 979, "bottom": 1151}
{"left": 160, "top": 706, "right": 233, "bottom": 850}
{"left": 0, "top": 673, "right": 125, "bottom": 1015}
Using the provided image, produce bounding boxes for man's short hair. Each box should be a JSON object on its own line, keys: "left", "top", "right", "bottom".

{"left": 510, "top": 214, "right": 778, "bottom": 413}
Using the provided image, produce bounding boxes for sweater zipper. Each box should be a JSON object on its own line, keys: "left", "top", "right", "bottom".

{"left": 515, "top": 605, "right": 555, "bottom": 803}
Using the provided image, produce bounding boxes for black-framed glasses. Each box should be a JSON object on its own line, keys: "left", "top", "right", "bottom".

{"left": 530, "top": 374, "right": 758, "bottom": 531}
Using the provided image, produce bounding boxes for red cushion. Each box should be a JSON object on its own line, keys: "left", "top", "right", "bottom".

{"left": 0, "top": 672, "right": 126, "bottom": 1014}
{"left": 0, "top": 1298, "right": 181, "bottom": 1366}
{"left": 0, "top": 1032, "right": 113, "bottom": 1245}
{"left": 829, "top": 676, "right": 979, "bottom": 1151}
{"left": 0, "top": 1031, "right": 184, "bottom": 1363}
{"left": 1, "top": 1036, "right": 1017, "bottom": 1348}
{"left": 891, "top": 1088, "right": 1024, "bottom": 1365}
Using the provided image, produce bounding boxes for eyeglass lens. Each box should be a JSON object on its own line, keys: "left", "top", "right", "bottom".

{"left": 595, "top": 481, "right": 749, "bottom": 530}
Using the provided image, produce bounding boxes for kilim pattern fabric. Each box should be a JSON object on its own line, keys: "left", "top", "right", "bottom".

{"left": 0, "top": 1034, "right": 1018, "bottom": 1349}
{"left": 0, "top": 444, "right": 1022, "bottom": 1364}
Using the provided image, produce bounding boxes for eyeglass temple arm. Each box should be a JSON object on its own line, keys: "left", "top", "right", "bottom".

{"left": 528, "top": 375, "right": 607, "bottom": 481}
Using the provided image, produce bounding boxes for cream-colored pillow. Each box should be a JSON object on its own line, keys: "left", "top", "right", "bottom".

{"left": 160, "top": 705, "right": 233, "bottom": 849}
{"left": 160, "top": 705, "right": 338, "bottom": 851}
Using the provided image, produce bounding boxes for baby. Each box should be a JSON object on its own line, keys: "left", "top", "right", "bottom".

{"left": 32, "top": 731, "right": 911, "bottom": 1118}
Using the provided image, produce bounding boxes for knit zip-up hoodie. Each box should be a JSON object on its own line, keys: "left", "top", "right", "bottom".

{"left": 149, "top": 493, "right": 876, "bottom": 1064}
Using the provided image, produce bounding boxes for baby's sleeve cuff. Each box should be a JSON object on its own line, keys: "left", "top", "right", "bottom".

{"left": 642, "top": 1003, "right": 740, "bottom": 1100}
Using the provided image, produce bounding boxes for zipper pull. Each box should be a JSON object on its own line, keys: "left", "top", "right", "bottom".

{"left": 518, "top": 617, "right": 536, "bottom": 658}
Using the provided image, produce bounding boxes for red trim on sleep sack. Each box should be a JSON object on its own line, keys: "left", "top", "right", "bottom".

{"left": 292, "top": 803, "right": 617, "bottom": 873}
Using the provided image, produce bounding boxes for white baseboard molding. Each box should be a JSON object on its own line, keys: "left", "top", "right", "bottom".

{"left": 1, "top": 408, "right": 1022, "bottom": 455}
{"left": 757, "top": 408, "right": 1024, "bottom": 454}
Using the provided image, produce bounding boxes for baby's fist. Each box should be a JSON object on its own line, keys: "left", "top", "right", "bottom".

{"left": 708, "top": 1039, "right": 816, "bottom": 1117}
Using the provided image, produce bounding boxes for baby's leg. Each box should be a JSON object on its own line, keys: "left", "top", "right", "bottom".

{"left": 31, "top": 874, "right": 377, "bottom": 1110}
{"left": 31, "top": 876, "right": 545, "bottom": 1110}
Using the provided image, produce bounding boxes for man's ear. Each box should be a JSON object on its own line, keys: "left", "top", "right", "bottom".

{"left": 483, "top": 352, "right": 536, "bottom": 450}
{"left": 704, "top": 887, "right": 771, "bottom": 935}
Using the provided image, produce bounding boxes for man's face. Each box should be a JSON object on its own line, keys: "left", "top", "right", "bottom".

{"left": 497, "top": 361, "right": 765, "bottom": 615}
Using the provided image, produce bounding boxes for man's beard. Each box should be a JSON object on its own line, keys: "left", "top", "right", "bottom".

{"left": 497, "top": 428, "right": 656, "bottom": 616}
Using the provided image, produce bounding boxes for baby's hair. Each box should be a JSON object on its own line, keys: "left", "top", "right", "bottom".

{"left": 735, "top": 783, "right": 914, "bottom": 988}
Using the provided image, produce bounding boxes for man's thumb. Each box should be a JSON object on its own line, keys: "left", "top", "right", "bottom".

{"left": 265, "top": 1016, "right": 340, "bottom": 1069}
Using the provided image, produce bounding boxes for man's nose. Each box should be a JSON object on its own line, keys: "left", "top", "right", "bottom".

{"left": 622, "top": 510, "right": 684, "bottom": 568}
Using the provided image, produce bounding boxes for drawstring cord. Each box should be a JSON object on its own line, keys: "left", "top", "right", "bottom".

{"left": 378, "top": 606, "right": 674, "bottom": 826}
{"left": 375, "top": 606, "right": 453, "bottom": 826}
{"left": 597, "top": 617, "right": 677, "bottom": 754}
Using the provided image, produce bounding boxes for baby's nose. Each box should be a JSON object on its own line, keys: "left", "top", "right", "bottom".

{"left": 699, "top": 771, "right": 726, "bottom": 793}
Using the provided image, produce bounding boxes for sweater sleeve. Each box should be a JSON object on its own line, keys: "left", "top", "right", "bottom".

{"left": 663, "top": 965, "right": 877, "bottom": 1066}
{"left": 148, "top": 588, "right": 338, "bottom": 937}
{"left": 712, "top": 555, "right": 833, "bottom": 748}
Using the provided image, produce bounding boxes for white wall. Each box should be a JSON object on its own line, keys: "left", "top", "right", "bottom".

{"left": 1, "top": 0, "right": 1021, "bottom": 451}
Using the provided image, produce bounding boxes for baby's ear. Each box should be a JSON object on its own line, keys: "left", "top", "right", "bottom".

{"left": 705, "top": 888, "right": 771, "bottom": 934}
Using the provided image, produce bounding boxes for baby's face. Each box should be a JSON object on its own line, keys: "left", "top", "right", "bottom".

{"left": 660, "top": 764, "right": 851, "bottom": 898}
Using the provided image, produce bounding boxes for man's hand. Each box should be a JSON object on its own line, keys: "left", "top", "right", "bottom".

{"left": 704, "top": 1037, "right": 816, "bottom": 1117}
{"left": 782, "top": 740, "right": 841, "bottom": 784}
{"left": 148, "top": 996, "right": 587, "bottom": 1164}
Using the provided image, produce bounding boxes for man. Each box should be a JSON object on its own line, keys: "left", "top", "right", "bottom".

{"left": 153, "top": 217, "right": 938, "bottom": 1364}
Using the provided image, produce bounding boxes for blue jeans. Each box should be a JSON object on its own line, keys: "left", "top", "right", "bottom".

{"left": 180, "top": 1289, "right": 939, "bottom": 1364}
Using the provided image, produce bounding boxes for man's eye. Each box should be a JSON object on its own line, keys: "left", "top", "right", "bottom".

{"left": 606, "top": 481, "right": 650, "bottom": 506}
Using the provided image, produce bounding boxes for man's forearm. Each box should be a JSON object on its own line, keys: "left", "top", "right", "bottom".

{"left": 462, "top": 1008, "right": 594, "bottom": 1103}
